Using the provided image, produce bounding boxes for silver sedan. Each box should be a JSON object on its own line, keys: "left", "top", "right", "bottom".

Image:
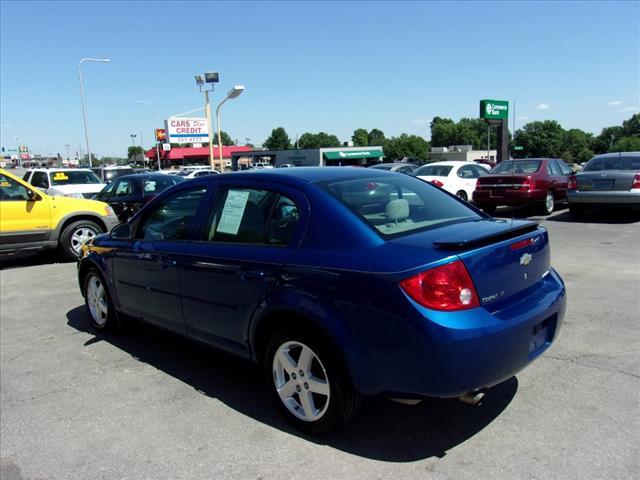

{"left": 567, "top": 152, "right": 640, "bottom": 216}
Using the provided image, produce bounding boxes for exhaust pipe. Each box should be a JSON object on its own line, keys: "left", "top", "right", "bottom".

{"left": 458, "top": 391, "right": 485, "bottom": 406}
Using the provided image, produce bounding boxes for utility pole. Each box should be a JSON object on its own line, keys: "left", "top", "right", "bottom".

{"left": 65, "top": 144, "right": 71, "bottom": 165}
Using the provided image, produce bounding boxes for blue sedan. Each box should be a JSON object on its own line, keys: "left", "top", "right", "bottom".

{"left": 78, "top": 167, "right": 566, "bottom": 433}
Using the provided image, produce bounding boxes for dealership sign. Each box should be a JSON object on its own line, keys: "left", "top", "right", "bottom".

{"left": 480, "top": 99, "right": 509, "bottom": 120}
{"left": 164, "top": 118, "right": 209, "bottom": 144}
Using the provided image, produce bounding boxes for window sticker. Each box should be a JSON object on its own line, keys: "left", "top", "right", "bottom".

{"left": 0, "top": 181, "right": 10, "bottom": 187}
{"left": 216, "top": 190, "right": 250, "bottom": 235}
{"left": 53, "top": 172, "right": 69, "bottom": 181}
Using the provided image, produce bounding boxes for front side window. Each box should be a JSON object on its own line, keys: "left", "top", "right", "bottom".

{"left": 97, "top": 181, "right": 115, "bottom": 201}
{"left": 137, "top": 187, "right": 207, "bottom": 241}
{"left": 457, "top": 165, "right": 478, "bottom": 179}
{"left": 114, "top": 180, "right": 134, "bottom": 198}
{"left": 31, "top": 172, "right": 49, "bottom": 188}
{"left": 0, "top": 174, "right": 30, "bottom": 201}
{"left": 320, "top": 175, "right": 481, "bottom": 238}
{"left": 142, "top": 176, "right": 183, "bottom": 196}
{"left": 204, "top": 188, "right": 299, "bottom": 245}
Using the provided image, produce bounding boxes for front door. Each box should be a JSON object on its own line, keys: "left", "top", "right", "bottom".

{"left": 0, "top": 173, "right": 52, "bottom": 248}
{"left": 112, "top": 184, "right": 209, "bottom": 333}
{"left": 180, "top": 181, "right": 307, "bottom": 354}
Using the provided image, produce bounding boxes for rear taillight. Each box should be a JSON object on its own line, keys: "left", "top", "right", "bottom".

{"left": 430, "top": 179, "right": 444, "bottom": 187}
{"left": 631, "top": 174, "right": 640, "bottom": 190}
{"left": 475, "top": 179, "right": 483, "bottom": 190}
{"left": 568, "top": 175, "right": 577, "bottom": 190}
{"left": 520, "top": 177, "right": 535, "bottom": 191}
{"left": 399, "top": 260, "right": 480, "bottom": 311}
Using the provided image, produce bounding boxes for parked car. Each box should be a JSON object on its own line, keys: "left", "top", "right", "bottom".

{"left": 177, "top": 169, "right": 220, "bottom": 178}
{"left": 414, "top": 161, "right": 489, "bottom": 201}
{"left": 23, "top": 168, "right": 105, "bottom": 199}
{"left": 369, "top": 163, "right": 418, "bottom": 175}
{"left": 78, "top": 167, "right": 566, "bottom": 433}
{"left": 0, "top": 168, "right": 118, "bottom": 260}
{"left": 473, "top": 158, "right": 573, "bottom": 215}
{"left": 91, "top": 166, "right": 135, "bottom": 184}
{"left": 95, "top": 173, "right": 184, "bottom": 222}
{"left": 567, "top": 152, "right": 640, "bottom": 217}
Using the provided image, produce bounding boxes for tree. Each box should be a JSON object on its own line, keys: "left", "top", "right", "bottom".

{"left": 430, "top": 117, "right": 457, "bottom": 147}
{"left": 592, "top": 126, "right": 624, "bottom": 154}
{"left": 217, "top": 130, "right": 233, "bottom": 146}
{"left": 352, "top": 128, "right": 369, "bottom": 147}
{"left": 368, "top": 128, "right": 385, "bottom": 146}
{"left": 264, "top": 127, "right": 291, "bottom": 150}
{"left": 127, "top": 146, "right": 143, "bottom": 159}
{"left": 298, "top": 132, "right": 341, "bottom": 149}
{"left": 622, "top": 113, "right": 640, "bottom": 138}
{"left": 383, "top": 134, "right": 429, "bottom": 161}
{"left": 610, "top": 136, "right": 640, "bottom": 152}
{"left": 512, "top": 120, "right": 565, "bottom": 158}
{"left": 562, "top": 129, "right": 593, "bottom": 163}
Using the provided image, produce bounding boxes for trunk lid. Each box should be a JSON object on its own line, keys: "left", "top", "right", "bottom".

{"left": 575, "top": 171, "right": 636, "bottom": 191}
{"left": 475, "top": 174, "right": 531, "bottom": 192}
{"left": 392, "top": 218, "right": 550, "bottom": 307}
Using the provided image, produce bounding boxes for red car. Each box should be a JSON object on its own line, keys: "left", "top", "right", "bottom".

{"left": 473, "top": 158, "right": 573, "bottom": 215}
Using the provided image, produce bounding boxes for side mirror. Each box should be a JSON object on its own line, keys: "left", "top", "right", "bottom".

{"left": 110, "top": 223, "right": 132, "bottom": 240}
{"left": 26, "top": 189, "right": 40, "bottom": 201}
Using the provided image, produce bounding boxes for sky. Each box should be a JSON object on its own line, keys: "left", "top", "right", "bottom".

{"left": 1, "top": 0, "right": 639, "bottom": 158}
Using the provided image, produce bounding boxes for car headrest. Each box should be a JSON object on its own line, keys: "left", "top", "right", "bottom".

{"left": 385, "top": 199, "right": 409, "bottom": 222}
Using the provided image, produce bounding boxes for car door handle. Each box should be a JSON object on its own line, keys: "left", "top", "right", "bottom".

{"left": 239, "top": 269, "right": 265, "bottom": 280}
{"left": 192, "top": 261, "right": 236, "bottom": 271}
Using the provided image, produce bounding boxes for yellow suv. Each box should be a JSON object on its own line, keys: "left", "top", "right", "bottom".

{"left": 0, "top": 168, "right": 119, "bottom": 260}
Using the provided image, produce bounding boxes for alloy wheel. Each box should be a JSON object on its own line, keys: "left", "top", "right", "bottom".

{"left": 86, "top": 275, "right": 108, "bottom": 326}
{"left": 71, "top": 227, "right": 98, "bottom": 254}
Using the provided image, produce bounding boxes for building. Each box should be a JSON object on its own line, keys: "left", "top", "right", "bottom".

{"left": 230, "top": 146, "right": 385, "bottom": 170}
{"left": 430, "top": 145, "right": 497, "bottom": 164}
{"left": 144, "top": 145, "right": 254, "bottom": 169}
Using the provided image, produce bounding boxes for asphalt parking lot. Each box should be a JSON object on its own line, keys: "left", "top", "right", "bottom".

{"left": 1, "top": 207, "right": 639, "bottom": 480}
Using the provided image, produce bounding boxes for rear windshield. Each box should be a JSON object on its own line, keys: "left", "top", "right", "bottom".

{"left": 142, "top": 176, "right": 184, "bottom": 196}
{"left": 104, "top": 168, "right": 134, "bottom": 182}
{"left": 49, "top": 170, "right": 102, "bottom": 185}
{"left": 369, "top": 164, "right": 394, "bottom": 170}
{"left": 491, "top": 160, "right": 541, "bottom": 174}
{"left": 319, "top": 175, "right": 481, "bottom": 238}
{"left": 414, "top": 165, "right": 453, "bottom": 177}
{"left": 583, "top": 156, "right": 640, "bottom": 172}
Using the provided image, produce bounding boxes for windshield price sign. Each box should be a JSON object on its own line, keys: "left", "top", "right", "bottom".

{"left": 480, "top": 99, "right": 509, "bottom": 120}
{"left": 165, "top": 118, "right": 209, "bottom": 144}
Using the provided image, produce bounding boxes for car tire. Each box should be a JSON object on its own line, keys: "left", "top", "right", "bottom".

{"left": 264, "top": 330, "right": 361, "bottom": 434}
{"left": 83, "top": 269, "right": 119, "bottom": 332}
{"left": 541, "top": 191, "right": 555, "bottom": 215}
{"left": 455, "top": 190, "right": 468, "bottom": 201}
{"left": 59, "top": 220, "right": 103, "bottom": 261}
{"left": 569, "top": 204, "right": 585, "bottom": 218}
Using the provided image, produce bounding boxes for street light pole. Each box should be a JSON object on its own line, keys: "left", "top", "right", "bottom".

{"left": 136, "top": 100, "right": 161, "bottom": 171}
{"left": 204, "top": 89, "right": 215, "bottom": 170}
{"left": 78, "top": 57, "right": 110, "bottom": 167}
{"left": 216, "top": 85, "right": 245, "bottom": 173}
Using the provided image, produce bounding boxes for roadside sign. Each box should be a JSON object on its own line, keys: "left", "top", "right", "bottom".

{"left": 162, "top": 143, "right": 171, "bottom": 151}
{"left": 513, "top": 146, "right": 524, "bottom": 151}
{"left": 480, "top": 99, "right": 509, "bottom": 120}
{"left": 165, "top": 118, "right": 209, "bottom": 144}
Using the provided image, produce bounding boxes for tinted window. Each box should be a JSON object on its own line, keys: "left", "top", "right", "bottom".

{"left": 104, "top": 168, "right": 134, "bottom": 182}
{"left": 31, "top": 172, "right": 49, "bottom": 188}
{"left": 320, "top": 175, "right": 481, "bottom": 238}
{"left": 142, "top": 176, "right": 183, "bottom": 196}
{"left": 114, "top": 180, "right": 135, "bottom": 197}
{"left": 491, "top": 160, "right": 541, "bottom": 174}
{"left": 583, "top": 155, "right": 640, "bottom": 171}
{"left": 471, "top": 165, "right": 488, "bottom": 177}
{"left": 137, "top": 187, "right": 207, "bottom": 241}
{"left": 0, "top": 174, "right": 30, "bottom": 201}
{"left": 97, "top": 181, "right": 116, "bottom": 201}
{"left": 556, "top": 160, "right": 573, "bottom": 175}
{"left": 457, "top": 165, "right": 479, "bottom": 179}
{"left": 547, "top": 161, "right": 561, "bottom": 176}
{"left": 414, "top": 165, "right": 453, "bottom": 177}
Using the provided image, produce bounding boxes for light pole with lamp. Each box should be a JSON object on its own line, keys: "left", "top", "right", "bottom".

{"left": 130, "top": 134, "right": 137, "bottom": 165}
{"left": 136, "top": 100, "right": 162, "bottom": 171}
{"left": 216, "top": 85, "right": 245, "bottom": 172}
{"left": 78, "top": 58, "right": 110, "bottom": 167}
{"left": 194, "top": 72, "right": 219, "bottom": 171}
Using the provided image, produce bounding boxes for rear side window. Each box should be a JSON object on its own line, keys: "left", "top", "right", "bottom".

{"left": 547, "top": 161, "right": 561, "bottom": 176}
{"left": 583, "top": 156, "right": 640, "bottom": 171}
{"left": 414, "top": 165, "right": 453, "bottom": 177}
{"left": 137, "top": 187, "right": 207, "bottom": 241}
{"left": 204, "top": 188, "right": 299, "bottom": 246}
{"left": 491, "top": 160, "right": 541, "bottom": 174}
{"left": 320, "top": 175, "right": 481, "bottom": 238}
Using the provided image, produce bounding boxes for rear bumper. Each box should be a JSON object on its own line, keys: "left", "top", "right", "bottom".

{"left": 473, "top": 189, "right": 546, "bottom": 206}
{"left": 350, "top": 269, "right": 566, "bottom": 397}
{"left": 568, "top": 190, "right": 640, "bottom": 205}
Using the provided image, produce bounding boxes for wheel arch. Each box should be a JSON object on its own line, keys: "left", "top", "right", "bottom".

{"left": 54, "top": 213, "right": 107, "bottom": 241}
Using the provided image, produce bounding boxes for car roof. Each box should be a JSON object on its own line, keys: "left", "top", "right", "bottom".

{"left": 113, "top": 173, "right": 182, "bottom": 181}
{"left": 418, "top": 161, "right": 476, "bottom": 167}
{"left": 592, "top": 152, "right": 639, "bottom": 158}
{"left": 27, "top": 167, "right": 94, "bottom": 172}
{"left": 200, "top": 167, "right": 396, "bottom": 186}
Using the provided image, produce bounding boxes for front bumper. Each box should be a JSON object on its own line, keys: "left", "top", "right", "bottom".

{"left": 102, "top": 214, "right": 120, "bottom": 232}
{"left": 350, "top": 268, "right": 566, "bottom": 397}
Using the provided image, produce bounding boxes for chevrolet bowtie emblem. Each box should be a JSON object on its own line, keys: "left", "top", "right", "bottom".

{"left": 520, "top": 253, "right": 532, "bottom": 266}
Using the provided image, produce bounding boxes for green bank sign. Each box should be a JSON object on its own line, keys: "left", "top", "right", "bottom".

{"left": 480, "top": 99, "right": 509, "bottom": 120}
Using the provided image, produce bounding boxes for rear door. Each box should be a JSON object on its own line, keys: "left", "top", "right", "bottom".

{"left": 180, "top": 180, "right": 308, "bottom": 353}
{"left": 547, "top": 160, "right": 568, "bottom": 201}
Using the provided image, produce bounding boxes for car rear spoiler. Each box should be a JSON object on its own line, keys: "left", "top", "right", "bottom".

{"left": 433, "top": 220, "right": 539, "bottom": 251}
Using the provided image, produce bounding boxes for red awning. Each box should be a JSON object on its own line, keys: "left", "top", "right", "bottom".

{"left": 145, "top": 145, "right": 254, "bottom": 161}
